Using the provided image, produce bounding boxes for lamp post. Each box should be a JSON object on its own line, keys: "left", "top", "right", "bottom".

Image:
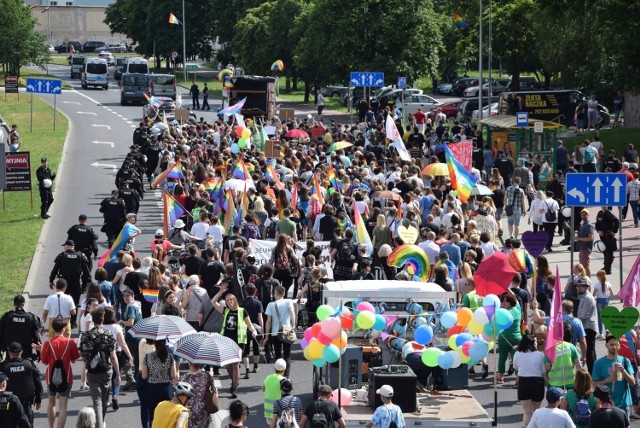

{"left": 182, "top": 0, "right": 187, "bottom": 82}
{"left": 488, "top": 0, "right": 493, "bottom": 100}
{"left": 478, "top": 0, "right": 483, "bottom": 128}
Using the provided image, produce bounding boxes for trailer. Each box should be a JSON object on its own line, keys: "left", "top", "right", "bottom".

{"left": 229, "top": 75, "right": 277, "bottom": 120}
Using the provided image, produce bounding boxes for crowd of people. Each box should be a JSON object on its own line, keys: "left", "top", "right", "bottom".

{"left": 5, "top": 101, "right": 639, "bottom": 428}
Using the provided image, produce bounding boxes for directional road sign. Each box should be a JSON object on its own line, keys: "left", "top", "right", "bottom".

{"left": 25, "top": 78, "right": 61, "bottom": 94}
{"left": 397, "top": 77, "right": 407, "bottom": 89}
{"left": 350, "top": 71, "right": 384, "bottom": 87}
{"left": 565, "top": 173, "right": 627, "bottom": 207}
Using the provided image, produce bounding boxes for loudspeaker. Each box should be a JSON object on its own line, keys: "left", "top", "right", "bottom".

{"left": 369, "top": 369, "right": 417, "bottom": 413}
{"left": 326, "top": 345, "right": 362, "bottom": 389}
{"left": 434, "top": 364, "right": 469, "bottom": 390}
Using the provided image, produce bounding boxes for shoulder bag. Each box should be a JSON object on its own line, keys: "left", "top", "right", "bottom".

{"left": 274, "top": 302, "right": 297, "bottom": 344}
{"left": 204, "top": 372, "right": 219, "bottom": 414}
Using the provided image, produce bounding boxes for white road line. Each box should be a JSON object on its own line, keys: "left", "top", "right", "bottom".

{"left": 63, "top": 101, "right": 81, "bottom": 105}
{"left": 91, "top": 140, "right": 115, "bottom": 148}
{"left": 91, "top": 124, "right": 111, "bottom": 130}
{"left": 77, "top": 111, "right": 97, "bottom": 116}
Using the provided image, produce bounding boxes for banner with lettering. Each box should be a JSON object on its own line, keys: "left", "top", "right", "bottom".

{"left": 249, "top": 239, "right": 334, "bottom": 278}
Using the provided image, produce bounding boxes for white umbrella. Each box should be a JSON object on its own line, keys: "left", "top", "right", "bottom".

{"left": 472, "top": 183, "right": 493, "bottom": 196}
{"left": 224, "top": 178, "right": 255, "bottom": 192}
{"left": 173, "top": 332, "right": 243, "bottom": 366}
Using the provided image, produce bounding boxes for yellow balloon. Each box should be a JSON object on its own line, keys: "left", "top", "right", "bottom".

{"left": 448, "top": 335, "right": 459, "bottom": 350}
{"left": 308, "top": 339, "right": 324, "bottom": 360}
{"left": 332, "top": 331, "right": 349, "bottom": 349}
{"left": 303, "top": 346, "right": 314, "bottom": 361}
{"left": 467, "top": 320, "right": 483, "bottom": 335}
{"left": 241, "top": 128, "right": 251, "bottom": 139}
{"left": 460, "top": 353, "right": 471, "bottom": 363}
{"left": 488, "top": 341, "right": 495, "bottom": 350}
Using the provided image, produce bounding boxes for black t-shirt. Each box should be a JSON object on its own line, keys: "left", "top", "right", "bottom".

{"left": 589, "top": 407, "right": 628, "bottom": 428}
{"left": 181, "top": 255, "right": 205, "bottom": 276}
{"left": 319, "top": 215, "right": 338, "bottom": 241}
{"left": 199, "top": 260, "right": 225, "bottom": 293}
{"left": 303, "top": 399, "right": 343, "bottom": 427}
{"left": 223, "top": 308, "right": 239, "bottom": 342}
{"left": 240, "top": 297, "right": 263, "bottom": 325}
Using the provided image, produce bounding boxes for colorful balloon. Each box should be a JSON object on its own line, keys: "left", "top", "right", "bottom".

{"left": 331, "top": 331, "right": 349, "bottom": 349}
{"left": 356, "top": 301, "right": 375, "bottom": 313}
{"left": 414, "top": 325, "right": 433, "bottom": 345}
{"left": 323, "top": 344, "right": 341, "bottom": 363}
{"left": 449, "top": 350, "right": 463, "bottom": 368}
{"left": 446, "top": 325, "right": 465, "bottom": 338}
{"left": 469, "top": 341, "right": 490, "bottom": 361}
{"left": 467, "top": 320, "right": 484, "bottom": 335}
{"left": 321, "top": 317, "right": 342, "bottom": 339}
{"left": 495, "top": 308, "right": 514, "bottom": 329}
{"left": 438, "top": 351, "right": 455, "bottom": 369}
{"left": 310, "top": 322, "right": 322, "bottom": 338}
{"left": 304, "top": 327, "right": 313, "bottom": 343}
{"left": 300, "top": 339, "right": 309, "bottom": 349}
{"left": 271, "top": 60, "right": 284, "bottom": 72}
{"left": 340, "top": 312, "right": 354, "bottom": 329}
{"left": 317, "top": 331, "right": 333, "bottom": 345}
{"left": 373, "top": 314, "right": 387, "bottom": 331}
{"left": 237, "top": 137, "right": 247, "bottom": 149}
{"left": 460, "top": 341, "right": 473, "bottom": 357}
{"left": 230, "top": 143, "right": 240, "bottom": 154}
{"left": 457, "top": 307, "right": 473, "bottom": 327}
{"left": 307, "top": 339, "right": 324, "bottom": 360}
{"left": 448, "top": 334, "right": 459, "bottom": 350}
{"left": 472, "top": 307, "right": 490, "bottom": 325}
{"left": 330, "top": 388, "right": 352, "bottom": 406}
{"left": 356, "top": 311, "right": 376, "bottom": 330}
{"left": 235, "top": 126, "right": 245, "bottom": 136}
{"left": 218, "top": 68, "right": 234, "bottom": 82}
{"left": 421, "top": 348, "right": 442, "bottom": 367}
{"left": 455, "top": 333, "right": 473, "bottom": 348}
{"left": 440, "top": 311, "right": 458, "bottom": 329}
{"left": 241, "top": 128, "right": 251, "bottom": 139}
{"left": 316, "top": 305, "right": 334, "bottom": 321}
{"left": 312, "top": 358, "right": 326, "bottom": 368}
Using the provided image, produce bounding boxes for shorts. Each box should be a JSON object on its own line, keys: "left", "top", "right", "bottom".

{"left": 243, "top": 337, "right": 261, "bottom": 358}
{"left": 48, "top": 383, "right": 72, "bottom": 398}
{"left": 578, "top": 249, "right": 591, "bottom": 271}
{"left": 517, "top": 376, "right": 544, "bottom": 401}
{"left": 507, "top": 209, "right": 522, "bottom": 227}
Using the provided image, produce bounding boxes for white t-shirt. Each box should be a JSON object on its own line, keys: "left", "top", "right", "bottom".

{"left": 527, "top": 406, "right": 575, "bottom": 428}
{"left": 513, "top": 351, "right": 546, "bottom": 377}
{"left": 207, "top": 224, "right": 225, "bottom": 243}
{"left": 265, "top": 299, "right": 294, "bottom": 336}
{"left": 594, "top": 281, "right": 613, "bottom": 299}
{"left": 103, "top": 324, "right": 123, "bottom": 351}
{"left": 190, "top": 221, "right": 210, "bottom": 240}
{"left": 43, "top": 292, "right": 76, "bottom": 318}
{"left": 80, "top": 313, "right": 93, "bottom": 333}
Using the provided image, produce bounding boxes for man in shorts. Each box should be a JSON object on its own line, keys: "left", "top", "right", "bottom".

{"left": 505, "top": 177, "right": 526, "bottom": 238}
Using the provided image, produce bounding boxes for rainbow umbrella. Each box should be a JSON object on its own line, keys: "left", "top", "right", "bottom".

{"left": 328, "top": 141, "right": 353, "bottom": 153}
{"left": 421, "top": 163, "right": 449, "bottom": 176}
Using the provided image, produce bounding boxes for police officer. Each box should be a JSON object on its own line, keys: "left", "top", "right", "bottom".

{"left": 595, "top": 206, "right": 620, "bottom": 275}
{"left": 0, "top": 296, "right": 40, "bottom": 360}
{"left": 132, "top": 122, "right": 148, "bottom": 147}
{"left": 35, "top": 157, "right": 55, "bottom": 219}
{"left": 0, "top": 372, "right": 30, "bottom": 428}
{"left": 66, "top": 214, "right": 98, "bottom": 272}
{"left": 143, "top": 138, "right": 162, "bottom": 184}
{"left": 120, "top": 168, "right": 145, "bottom": 201}
{"left": 0, "top": 342, "right": 42, "bottom": 426}
{"left": 119, "top": 182, "right": 141, "bottom": 214}
{"left": 49, "top": 240, "right": 90, "bottom": 328}
{"left": 100, "top": 190, "right": 127, "bottom": 246}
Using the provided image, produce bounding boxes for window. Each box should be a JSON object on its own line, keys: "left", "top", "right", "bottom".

{"left": 87, "top": 63, "right": 107, "bottom": 74}
{"left": 50, "top": 1, "right": 57, "bottom": 4}
{"left": 66, "top": 1, "right": 73, "bottom": 5}
{"left": 128, "top": 63, "right": 148, "bottom": 74}
{"left": 154, "top": 76, "right": 175, "bottom": 85}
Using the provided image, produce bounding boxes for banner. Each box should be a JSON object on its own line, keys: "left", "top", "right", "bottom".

{"left": 249, "top": 239, "right": 334, "bottom": 278}
{"left": 448, "top": 141, "right": 473, "bottom": 171}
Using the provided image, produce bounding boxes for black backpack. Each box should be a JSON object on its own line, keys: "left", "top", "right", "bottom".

{"left": 544, "top": 201, "right": 557, "bottom": 222}
{"left": 267, "top": 220, "right": 279, "bottom": 239}
{"left": 337, "top": 239, "right": 355, "bottom": 264}
{"left": 311, "top": 402, "right": 329, "bottom": 428}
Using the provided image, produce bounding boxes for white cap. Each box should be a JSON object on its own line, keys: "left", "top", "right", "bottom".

{"left": 376, "top": 385, "right": 394, "bottom": 398}
{"left": 155, "top": 229, "right": 164, "bottom": 237}
{"left": 274, "top": 359, "right": 287, "bottom": 371}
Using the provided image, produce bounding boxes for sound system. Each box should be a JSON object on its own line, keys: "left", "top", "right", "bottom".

{"left": 368, "top": 367, "right": 417, "bottom": 413}
{"left": 434, "top": 363, "right": 469, "bottom": 390}
{"left": 326, "top": 345, "right": 362, "bottom": 389}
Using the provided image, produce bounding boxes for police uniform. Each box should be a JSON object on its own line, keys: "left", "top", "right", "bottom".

{"left": 0, "top": 303, "right": 40, "bottom": 358}
{"left": 0, "top": 373, "right": 30, "bottom": 428}
{"left": 35, "top": 158, "right": 55, "bottom": 219}
{"left": 99, "top": 193, "right": 127, "bottom": 244}
{"left": 119, "top": 185, "right": 141, "bottom": 214}
{"left": 0, "top": 344, "right": 43, "bottom": 427}
{"left": 66, "top": 220, "right": 98, "bottom": 272}
{"left": 49, "top": 241, "right": 90, "bottom": 310}
{"left": 595, "top": 208, "right": 619, "bottom": 274}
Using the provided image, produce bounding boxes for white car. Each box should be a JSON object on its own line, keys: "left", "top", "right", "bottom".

{"left": 47, "top": 45, "right": 56, "bottom": 54}
{"left": 471, "top": 102, "right": 499, "bottom": 123}
{"left": 98, "top": 51, "right": 116, "bottom": 66}
{"left": 396, "top": 94, "right": 441, "bottom": 114}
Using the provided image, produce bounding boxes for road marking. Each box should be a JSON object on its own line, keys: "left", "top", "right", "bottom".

{"left": 77, "top": 111, "right": 97, "bottom": 116}
{"left": 91, "top": 140, "right": 115, "bottom": 148}
{"left": 63, "top": 101, "right": 81, "bottom": 105}
{"left": 90, "top": 161, "right": 117, "bottom": 171}
{"left": 91, "top": 124, "right": 111, "bottom": 130}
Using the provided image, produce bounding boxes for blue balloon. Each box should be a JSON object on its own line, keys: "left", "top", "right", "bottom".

{"left": 440, "top": 311, "right": 457, "bottom": 329}
{"left": 455, "top": 333, "right": 473, "bottom": 348}
{"left": 495, "top": 308, "right": 514, "bottom": 329}
{"left": 312, "top": 358, "right": 326, "bottom": 368}
{"left": 373, "top": 314, "right": 387, "bottom": 331}
{"left": 230, "top": 143, "right": 240, "bottom": 154}
{"left": 438, "top": 351, "right": 454, "bottom": 369}
{"left": 323, "top": 344, "right": 341, "bottom": 363}
{"left": 414, "top": 325, "right": 434, "bottom": 345}
{"left": 469, "top": 341, "right": 490, "bottom": 361}
{"left": 483, "top": 322, "right": 497, "bottom": 338}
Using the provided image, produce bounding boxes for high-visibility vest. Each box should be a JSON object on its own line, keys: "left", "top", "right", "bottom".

{"left": 263, "top": 373, "right": 284, "bottom": 420}
{"left": 548, "top": 342, "right": 575, "bottom": 388}
{"left": 221, "top": 307, "right": 248, "bottom": 345}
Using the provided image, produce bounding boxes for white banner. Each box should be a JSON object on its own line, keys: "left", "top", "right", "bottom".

{"left": 249, "top": 239, "right": 334, "bottom": 277}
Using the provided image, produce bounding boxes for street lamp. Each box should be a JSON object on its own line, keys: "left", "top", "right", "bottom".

{"left": 182, "top": 0, "right": 187, "bottom": 82}
{"left": 478, "top": 0, "right": 483, "bottom": 128}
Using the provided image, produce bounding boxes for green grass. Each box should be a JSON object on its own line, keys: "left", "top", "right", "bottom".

{"left": 0, "top": 95, "right": 68, "bottom": 312}
{"left": 560, "top": 127, "right": 639, "bottom": 155}
{"left": 0, "top": 67, "right": 73, "bottom": 90}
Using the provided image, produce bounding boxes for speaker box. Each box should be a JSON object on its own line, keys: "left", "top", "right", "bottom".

{"left": 434, "top": 363, "right": 469, "bottom": 390}
{"left": 369, "top": 369, "right": 417, "bottom": 413}
{"left": 326, "top": 345, "right": 362, "bottom": 389}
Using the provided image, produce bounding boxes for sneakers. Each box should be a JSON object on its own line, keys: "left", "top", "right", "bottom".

{"left": 41, "top": 214, "right": 50, "bottom": 219}
{"left": 507, "top": 362, "right": 514, "bottom": 376}
{"left": 243, "top": 370, "right": 250, "bottom": 380}
{"left": 112, "top": 396, "right": 119, "bottom": 411}
{"left": 482, "top": 364, "right": 489, "bottom": 379}
{"left": 230, "top": 389, "right": 237, "bottom": 398}
{"left": 79, "top": 383, "right": 89, "bottom": 391}
{"left": 469, "top": 366, "right": 476, "bottom": 374}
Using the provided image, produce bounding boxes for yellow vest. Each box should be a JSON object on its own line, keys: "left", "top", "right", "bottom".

{"left": 263, "top": 373, "right": 284, "bottom": 419}
{"left": 548, "top": 342, "right": 575, "bottom": 388}
{"left": 221, "top": 307, "right": 248, "bottom": 344}
{"left": 151, "top": 400, "right": 189, "bottom": 428}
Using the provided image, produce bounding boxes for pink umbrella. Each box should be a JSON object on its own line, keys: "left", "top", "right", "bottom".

{"left": 474, "top": 252, "right": 517, "bottom": 297}
{"left": 284, "top": 129, "right": 309, "bottom": 138}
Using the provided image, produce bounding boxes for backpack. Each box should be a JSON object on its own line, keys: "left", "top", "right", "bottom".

{"left": 573, "top": 396, "right": 592, "bottom": 425}
{"left": 387, "top": 404, "right": 399, "bottom": 428}
{"left": 563, "top": 317, "right": 574, "bottom": 343}
{"left": 247, "top": 273, "right": 259, "bottom": 285}
{"left": 337, "top": 239, "right": 355, "bottom": 264}
{"left": 267, "top": 220, "right": 279, "bottom": 239}
{"left": 242, "top": 223, "right": 260, "bottom": 240}
{"left": 48, "top": 339, "right": 69, "bottom": 393}
{"left": 275, "top": 250, "right": 291, "bottom": 270}
{"left": 544, "top": 201, "right": 557, "bottom": 222}
{"left": 276, "top": 396, "right": 299, "bottom": 428}
{"left": 311, "top": 402, "right": 329, "bottom": 428}
{"left": 584, "top": 147, "right": 595, "bottom": 163}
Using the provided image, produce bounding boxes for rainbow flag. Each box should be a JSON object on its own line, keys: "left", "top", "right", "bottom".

{"left": 265, "top": 164, "right": 283, "bottom": 191}
{"left": 218, "top": 97, "right": 247, "bottom": 116}
{"left": 98, "top": 223, "right": 139, "bottom": 267}
{"left": 352, "top": 200, "right": 373, "bottom": 256}
{"left": 142, "top": 288, "right": 159, "bottom": 303}
{"left": 443, "top": 145, "right": 478, "bottom": 203}
{"left": 41, "top": 6, "right": 49, "bottom": 13}
{"left": 151, "top": 160, "right": 183, "bottom": 189}
{"left": 290, "top": 184, "right": 298, "bottom": 213}
{"left": 237, "top": 183, "right": 248, "bottom": 226}
{"left": 223, "top": 189, "right": 236, "bottom": 237}
{"left": 232, "top": 159, "right": 251, "bottom": 180}
{"left": 168, "top": 12, "right": 181, "bottom": 25}
{"left": 313, "top": 174, "right": 325, "bottom": 205}
{"left": 163, "top": 191, "right": 187, "bottom": 236}
{"left": 28, "top": 4, "right": 37, "bottom": 10}
{"left": 453, "top": 12, "right": 469, "bottom": 29}
{"left": 327, "top": 166, "right": 342, "bottom": 190}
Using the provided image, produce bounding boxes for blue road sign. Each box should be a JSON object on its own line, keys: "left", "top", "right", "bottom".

{"left": 397, "top": 77, "right": 407, "bottom": 89}
{"left": 516, "top": 111, "right": 529, "bottom": 127}
{"left": 565, "top": 173, "right": 627, "bottom": 207}
{"left": 350, "top": 72, "right": 384, "bottom": 87}
{"left": 26, "top": 78, "right": 62, "bottom": 94}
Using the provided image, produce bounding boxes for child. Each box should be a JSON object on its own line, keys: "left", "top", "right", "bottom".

{"left": 263, "top": 359, "right": 286, "bottom": 425}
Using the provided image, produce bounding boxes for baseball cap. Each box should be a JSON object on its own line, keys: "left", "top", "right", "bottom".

{"left": 8, "top": 341, "right": 22, "bottom": 352}
{"left": 79, "top": 214, "right": 87, "bottom": 221}
{"left": 576, "top": 278, "right": 590, "bottom": 288}
{"left": 13, "top": 295, "right": 25, "bottom": 305}
{"left": 280, "top": 378, "right": 293, "bottom": 392}
{"left": 593, "top": 385, "right": 611, "bottom": 402}
{"left": 111, "top": 189, "right": 119, "bottom": 196}
{"left": 581, "top": 209, "right": 589, "bottom": 214}
{"left": 155, "top": 229, "right": 164, "bottom": 237}
{"left": 274, "top": 359, "right": 287, "bottom": 371}
{"left": 63, "top": 239, "right": 74, "bottom": 246}
{"left": 122, "top": 288, "right": 134, "bottom": 296}
{"left": 126, "top": 213, "right": 137, "bottom": 220}
{"left": 376, "top": 384, "right": 394, "bottom": 398}
{"left": 546, "top": 387, "right": 563, "bottom": 403}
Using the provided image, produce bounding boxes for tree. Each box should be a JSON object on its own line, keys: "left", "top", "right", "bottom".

{"left": 0, "top": 0, "right": 49, "bottom": 75}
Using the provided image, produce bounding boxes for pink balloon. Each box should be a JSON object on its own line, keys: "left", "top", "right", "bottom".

{"left": 461, "top": 341, "right": 473, "bottom": 357}
{"left": 330, "top": 388, "right": 353, "bottom": 406}
{"left": 317, "top": 331, "right": 333, "bottom": 345}
{"left": 321, "top": 317, "right": 342, "bottom": 339}
{"left": 356, "top": 301, "right": 376, "bottom": 313}
{"left": 304, "top": 327, "right": 314, "bottom": 343}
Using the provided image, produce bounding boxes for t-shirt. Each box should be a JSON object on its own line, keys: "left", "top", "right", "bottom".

{"left": 563, "top": 389, "right": 596, "bottom": 428}
{"left": 588, "top": 407, "right": 629, "bottom": 428}
{"left": 513, "top": 351, "right": 546, "bottom": 377}
{"left": 223, "top": 308, "right": 239, "bottom": 342}
{"left": 527, "top": 406, "right": 575, "bottom": 427}
{"left": 543, "top": 314, "right": 586, "bottom": 346}
{"left": 592, "top": 355, "right": 634, "bottom": 409}
{"left": 276, "top": 218, "right": 297, "bottom": 239}
{"left": 43, "top": 292, "right": 76, "bottom": 319}
{"left": 370, "top": 403, "right": 405, "bottom": 428}
{"left": 241, "top": 297, "right": 263, "bottom": 325}
{"left": 265, "top": 300, "right": 294, "bottom": 336}
{"left": 41, "top": 336, "right": 80, "bottom": 384}
{"left": 303, "top": 400, "right": 343, "bottom": 427}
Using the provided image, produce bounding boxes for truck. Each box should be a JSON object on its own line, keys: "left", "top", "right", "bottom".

{"left": 228, "top": 75, "right": 277, "bottom": 120}
{"left": 310, "top": 280, "right": 491, "bottom": 426}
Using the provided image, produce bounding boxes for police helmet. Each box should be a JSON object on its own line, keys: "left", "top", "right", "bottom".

{"left": 43, "top": 179, "right": 52, "bottom": 188}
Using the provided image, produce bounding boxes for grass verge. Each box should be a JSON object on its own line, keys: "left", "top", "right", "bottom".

{"left": 560, "top": 127, "right": 637, "bottom": 155}
{"left": 0, "top": 95, "right": 68, "bottom": 312}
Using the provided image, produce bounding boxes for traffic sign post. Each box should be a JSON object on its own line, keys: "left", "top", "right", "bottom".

{"left": 350, "top": 72, "right": 384, "bottom": 88}
{"left": 516, "top": 112, "right": 528, "bottom": 127}
{"left": 397, "top": 77, "right": 407, "bottom": 89}
{"left": 565, "top": 173, "right": 627, "bottom": 207}
{"left": 25, "top": 78, "right": 62, "bottom": 132}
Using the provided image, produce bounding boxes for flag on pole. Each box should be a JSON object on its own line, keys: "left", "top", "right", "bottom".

{"left": 223, "top": 189, "right": 236, "bottom": 236}
{"left": 168, "top": 12, "right": 181, "bottom": 25}
{"left": 442, "top": 144, "right": 479, "bottom": 203}
{"left": 618, "top": 255, "right": 640, "bottom": 307}
{"left": 237, "top": 183, "right": 248, "bottom": 226}
{"left": 313, "top": 174, "right": 325, "bottom": 206}
{"left": 290, "top": 184, "right": 298, "bottom": 213}
{"left": 265, "top": 164, "right": 283, "bottom": 191}
{"left": 151, "top": 161, "right": 184, "bottom": 189}
{"left": 217, "top": 97, "right": 246, "bottom": 116}
{"left": 163, "top": 191, "right": 187, "bottom": 236}
{"left": 353, "top": 200, "right": 373, "bottom": 256}
{"left": 385, "top": 114, "right": 411, "bottom": 162}
{"left": 28, "top": 4, "right": 37, "bottom": 10}
{"left": 41, "top": 6, "right": 50, "bottom": 13}
{"left": 98, "top": 223, "right": 138, "bottom": 267}
{"left": 544, "top": 267, "right": 564, "bottom": 363}
{"left": 232, "top": 159, "right": 251, "bottom": 180}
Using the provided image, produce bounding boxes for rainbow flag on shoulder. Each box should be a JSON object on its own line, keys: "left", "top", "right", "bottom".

{"left": 232, "top": 159, "right": 251, "bottom": 180}
{"left": 98, "top": 223, "right": 139, "bottom": 267}
{"left": 151, "top": 160, "right": 184, "bottom": 189}
{"left": 352, "top": 200, "right": 373, "bottom": 256}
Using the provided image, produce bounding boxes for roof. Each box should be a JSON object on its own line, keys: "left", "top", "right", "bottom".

{"left": 322, "top": 280, "right": 456, "bottom": 300}
{"left": 480, "top": 115, "right": 563, "bottom": 129}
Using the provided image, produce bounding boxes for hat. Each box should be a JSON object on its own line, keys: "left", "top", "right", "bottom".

{"left": 376, "top": 384, "right": 394, "bottom": 398}
{"left": 274, "top": 359, "right": 287, "bottom": 371}
{"left": 581, "top": 209, "right": 589, "bottom": 214}
{"left": 13, "top": 295, "right": 25, "bottom": 305}
{"left": 593, "top": 385, "right": 611, "bottom": 402}
{"left": 0, "top": 372, "right": 6, "bottom": 382}
{"left": 122, "top": 288, "right": 134, "bottom": 296}
{"left": 318, "top": 384, "right": 333, "bottom": 396}
{"left": 546, "top": 387, "right": 563, "bottom": 403}
{"left": 155, "top": 229, "right": 164, "bottom": 237}
{"left": 63, "top": 239, "right": 74, "bottom": 246}
{"left": 576, "top": 278, "right": 590, "bottom": 287}
{"left": 623, "top": 162, "right": 630, "bottom": 168}
{"left": 126, "top": 213, "right": 137, "bottom": 220}
{"left": 8, "top": 341, "right": 22, "bottom": 353}
{"left": 280, "top": 378, "right": 293, "bottom": 392}
{"left": 246, "top": 255, "right": 256, "bottom": 264}
{"left": 174, "top": 219, "right": 186, "bottom": 229}
{"left": 41, "top": 157, "right": 47, "bottom": 163}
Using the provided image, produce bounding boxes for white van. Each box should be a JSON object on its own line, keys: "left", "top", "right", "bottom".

{"left": 81, "top": 58, "right": 108, "bottom": 90}
{"left": 125, "top": 57, "right": 149, "bottom": 74}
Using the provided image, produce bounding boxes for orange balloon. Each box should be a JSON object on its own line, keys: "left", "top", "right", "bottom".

{"left": 456, "top": 307, "right": 473, "bottom": 327}
{"left": 332, "top": 331, "right": 349, "bottom": 349}
{"left": 446, "top": 325, "right": 465, "bottom": 338}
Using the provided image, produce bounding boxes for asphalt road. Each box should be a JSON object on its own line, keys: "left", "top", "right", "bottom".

{"left": 21, "top": 63, "right": 640, "bottom": 427}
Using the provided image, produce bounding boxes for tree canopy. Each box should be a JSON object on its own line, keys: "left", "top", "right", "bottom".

{"left": 0, "top": 0, "right": 49, "bottom": 75}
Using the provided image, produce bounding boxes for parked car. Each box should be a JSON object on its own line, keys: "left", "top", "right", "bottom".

{"left": 471, "top": 102, "right": 499, "bottom": 123}
{"left": 463, "top": 78, "right": 510, "bottom": 97}
{"left": 108, "top": 44, "right": 127, "bottom": 53}
{"left": 437, "top": 81, "right": 454, "bottom": 95}
{"left": 120, "top": 73, "right": 152, "bottom": 105}
{"left": 54, "top": 41, "right": 82, "bottom": 53}
{"left": 396, "top": 94, "right": 441, "bottom": 115}
{"left": 321, "top": 85, "right": 349, "bottom": 98}
{"left": 143, "top": 96, "right": 176, "bottom": 119}
{"left": 341, "top": 87, "right": 365, "bottom": 106}
{"left": 506, "top": 76, "right": 542, "bottom": 91}
{"left": 114, "top": 57, "right": 128, "bottom": 81}
{"left": 82, "top": 40, "right": 106, "bottom": 53}
{"left": 439, "top": 99, "right": 464, "bottom": 118}
{"left": 98, "top": 52, "right": 116, "bottom": 66}
{"left": 451, "top": 78, "right": 476, "bottom": 96}
{"left": 47, "top": 45, "right": 56, "bottom": 54}
{"left": 457, "top": 96, "right": 499, "bottom": 122}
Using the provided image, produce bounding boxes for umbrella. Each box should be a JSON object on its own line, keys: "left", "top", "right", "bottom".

{"left": 372, "top": 190, "right": 402, "bottom": 201}
{"left": 173, "top": 332, "right": 243, "bottom": 366}
{"left": 474, "top": 252, "right": 517, "bottom": 296}
{"left": 327, "top": 141, "right": 353, "bottom": 153}
{"left": 130, "top": 315, "right": 196, "bottom": 341}
{"left": 421, "top": 163, "right": 449, "bottom": 176}
{"left": 472, "top": 183, "right": 494, "bottom": 196}
{"left": 284, "top": 129, "right": 309, "bottom": 138}
{"left": 224, "top": 178, "right": 256, "bottom": 192}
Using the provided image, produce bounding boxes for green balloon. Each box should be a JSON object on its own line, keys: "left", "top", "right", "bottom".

{"left": 421, "top": 348, "right": 442, "bottom": 367}
{"left": 316, "top": 305, "right": 334, "bottom": 321}
{"left": 238, "top": 137, "right": 247, "bottom": 148}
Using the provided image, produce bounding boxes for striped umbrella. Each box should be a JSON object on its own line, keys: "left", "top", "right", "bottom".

{"left": 173, "top": 332, "right": 243, "bottom": 366}
{"left": 130, "top": 315, "right": 196, "bottom": 340}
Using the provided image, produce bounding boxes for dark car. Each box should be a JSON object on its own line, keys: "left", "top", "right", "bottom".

{"left": 114, "top": 57, "right": 128, "bottom": 81}
{"left": 55, "top": 41, "right": 82, "bottom": 53}
{"left": 457, "top": 96, "right": 499, "bottom": 122}
{"left": 506, "top": 77, "right": 543, "bottom": 91}
{"left": 82, "top": 40, "right": 106, "bottom": 53}
{"left": 451, "top": 78, "right": 476, "bottom": 96}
